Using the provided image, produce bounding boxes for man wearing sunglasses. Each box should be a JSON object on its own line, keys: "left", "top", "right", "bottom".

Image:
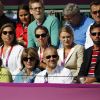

{"left": 78, "top": 23, "right": 100, "bottom": 84}
{"left": 34, "top": 46, "right": 73, "bottom": 84}
{"left": 85, "top": 0, "right": 100, "bottom": 49}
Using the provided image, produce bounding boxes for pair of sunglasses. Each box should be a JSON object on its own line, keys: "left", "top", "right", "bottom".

{"left": 23, "top": 57, "right": 35, "bottom": 62}
{"left": 35, "top": 33, "right": 47, "bottom": 38}
{"left": 2, "top": 31, "right": 14, "bottom": 35}
{"left": 92, "top": 10, "right": 100, "bottom": 15}
{"left": 45, "top": 55, "right": 58, "bottom": 59}
{"left": 91, "top": 32, "right": 100, "bottom": 36}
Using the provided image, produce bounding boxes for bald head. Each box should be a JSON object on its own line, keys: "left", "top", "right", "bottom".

{"left": 43, "top": 46, "right": 59, "bottom": 71}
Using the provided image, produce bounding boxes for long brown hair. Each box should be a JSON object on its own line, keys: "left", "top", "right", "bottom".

{"left": 0, "top": 23, "right": 17, "bottom": 46}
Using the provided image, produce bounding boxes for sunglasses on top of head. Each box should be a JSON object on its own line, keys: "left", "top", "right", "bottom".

{"left": 23, "top": 57, "right": 35, "bottom": 62}
{"left": 2, "top": 31, "right": 14, "bottom": 35}
{"left": 91, "top": 32, "right": 100, "bottom": 36}
{"left": 35, "top": 33, "right": 47, "bottom": 38}
{"left": 45, "top": 55, "right": 58, "bottom": 59}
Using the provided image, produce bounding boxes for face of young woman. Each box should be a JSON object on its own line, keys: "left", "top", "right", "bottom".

{"left": 1, "top": 27, "right": 14, "bottom": 45}
{"left": 35, "top": 28, "right": 48, "bottom": 47}
{"left": 18, "top": 9, "right": 30, "bottom": 25}
{"left": 60, "top": 31, "right": 73, "bottom": 47}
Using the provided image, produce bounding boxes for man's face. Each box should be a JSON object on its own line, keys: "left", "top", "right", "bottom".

{"left": 91, "top": 4, "right": 100, "bottom": 23}
{"left": 29, "top": 2, "right": 44, "bottom": 20}
{"left": 43, "top": 48, "right": 59, "bottom": 70}
{"left": 64, "top": 13, "right": 80, "bottom": 26}
{"left": 90, "top": 27, "right": 100, "bottom": 46}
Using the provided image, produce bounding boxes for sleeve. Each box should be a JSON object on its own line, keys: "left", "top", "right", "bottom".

{"left": 3, "top": 68, "right": 13, "bottom": 82}
{"left": 78, "top": 50, "right": 90, "bottom": 77}
{"left": 27, "top": 24, "right": 36, "bottom": 48}
{"left": 63, "top": 68, "right": 73, "bottom": 84}
{"left": 12, "top": 46, "right": 24, "bottom": 79}
{"left": 50, "top": 17, "right": 60, "bottom": 48}
{"left": 75, "top": 46, "right": 84, "bottom": 76}
{"left": 85, "top": 24, "right": 93, "bottom": 49}
{"left": 13, "top": 72, "right": 21, "bottom": 83}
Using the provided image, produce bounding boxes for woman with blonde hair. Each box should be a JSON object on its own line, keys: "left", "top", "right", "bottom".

{"left": 58, "top": 25, "right": 84, "bottom": 78}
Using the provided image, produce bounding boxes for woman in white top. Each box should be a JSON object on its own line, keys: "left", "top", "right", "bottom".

{"left": 57, "top": 26, "right": 84, "bottom": 77}
{"left": 0, "top": 23, "right": 24, "bottom": 79}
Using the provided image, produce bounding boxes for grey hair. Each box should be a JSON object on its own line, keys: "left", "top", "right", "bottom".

{"left": 63, "top": 3, "right": 80, "bottom": 15}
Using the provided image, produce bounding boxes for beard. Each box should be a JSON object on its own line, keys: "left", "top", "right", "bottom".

{"left": 93, "top": 40, "right": 100, "bottom": 46}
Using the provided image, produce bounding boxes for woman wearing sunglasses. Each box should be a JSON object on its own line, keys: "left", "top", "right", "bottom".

{"left": 14, "top": 48, "right": 41, "bottom": 83}
{"left": 35, "top": 25, "right": 51, "bottom": 70}
{"left": 0, "top": 23, "right": 24, "bottom": 80}
{"left": 57, "top": 25, "right": 84, "bottom": 81}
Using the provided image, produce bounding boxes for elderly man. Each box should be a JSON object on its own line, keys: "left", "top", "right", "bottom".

{"left": 34, "top": 46, "right": 73, "bottom": 84}
{"left": 63, "top": 3, "right": 94, "bottom": 46}
{"left": 78, "top": 23, "right": 100, "bottom": 84}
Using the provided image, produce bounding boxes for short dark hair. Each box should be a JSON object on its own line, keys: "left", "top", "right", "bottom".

{"left": 90, "top": 0, "right": 100, "bottom": 7}
{"left": 90, "top": 23, "right": 100, "bottom": 33}
{"left": 35, "top": 25, "right": 51, "bottom": 45}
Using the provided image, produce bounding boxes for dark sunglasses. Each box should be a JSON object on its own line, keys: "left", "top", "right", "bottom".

{"left": 23, "top": 57, "right": 35, "bottom": 62}
{"left": 92, "top": 10, "right": 100, "bottom": 14}
{"left": 35, "top": 33, "right": 47, "bottom": 38}
{"left": 2, "top": 31, "right": 14, "bottom": 35}
{"left": 46, "top": 55, "right": 58, "bottom": 59}
{"left": 91, "top": 32, "right": 100, "bottom": 36}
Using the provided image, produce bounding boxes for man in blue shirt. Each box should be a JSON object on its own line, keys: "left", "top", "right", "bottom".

{"left": 63, "top": 3, "right": 94, "bottom": 46}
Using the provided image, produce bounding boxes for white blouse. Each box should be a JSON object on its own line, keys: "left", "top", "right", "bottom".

{"left": 0, "top": 45, "right": 24, "bottom": 79}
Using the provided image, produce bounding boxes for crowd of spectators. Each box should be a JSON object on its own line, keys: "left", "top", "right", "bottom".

{"left": 0, "top": 0, "right": 100, "bottom": 84}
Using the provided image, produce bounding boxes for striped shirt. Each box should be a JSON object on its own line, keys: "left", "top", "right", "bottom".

{"left": 88, "top": 50, "right": 100, "bottom": 77}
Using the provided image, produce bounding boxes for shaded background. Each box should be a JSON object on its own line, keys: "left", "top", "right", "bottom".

{"left": 4, "top": 0, "right": 91, "bottom": 5}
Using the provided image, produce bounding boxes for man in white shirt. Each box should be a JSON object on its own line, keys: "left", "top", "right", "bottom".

{"left": 34, "top": 46, "right": 73, "bottom": 84}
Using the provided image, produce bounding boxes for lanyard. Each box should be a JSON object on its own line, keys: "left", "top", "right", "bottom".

{"left": 0, "top": 46, "right": 13, "bottom": 67}
{"left": 40, "top": 48, "right": 43, "bottom": 62}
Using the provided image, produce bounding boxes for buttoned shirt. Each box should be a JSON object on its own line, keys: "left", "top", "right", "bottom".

{"left": 34, "top": 65, "right": 73, "bottom": 84}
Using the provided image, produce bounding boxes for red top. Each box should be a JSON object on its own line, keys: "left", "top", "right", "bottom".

{"left": 16, "top": 23, "right": 28, "bottom": 47}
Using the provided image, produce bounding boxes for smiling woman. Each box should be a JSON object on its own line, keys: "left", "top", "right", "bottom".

{"left": 0, "top": 23, "right": 24, "bottom": 80}
{"left": 14, "top": 47, "right": 41, "bottom": 83}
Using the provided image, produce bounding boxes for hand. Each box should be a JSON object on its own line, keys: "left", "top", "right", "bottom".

{"left": 17, "top": 37, "right": 26, "bottom": 47}
{"left": 84, "top": 77, "right": 96, "bottom": 84}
